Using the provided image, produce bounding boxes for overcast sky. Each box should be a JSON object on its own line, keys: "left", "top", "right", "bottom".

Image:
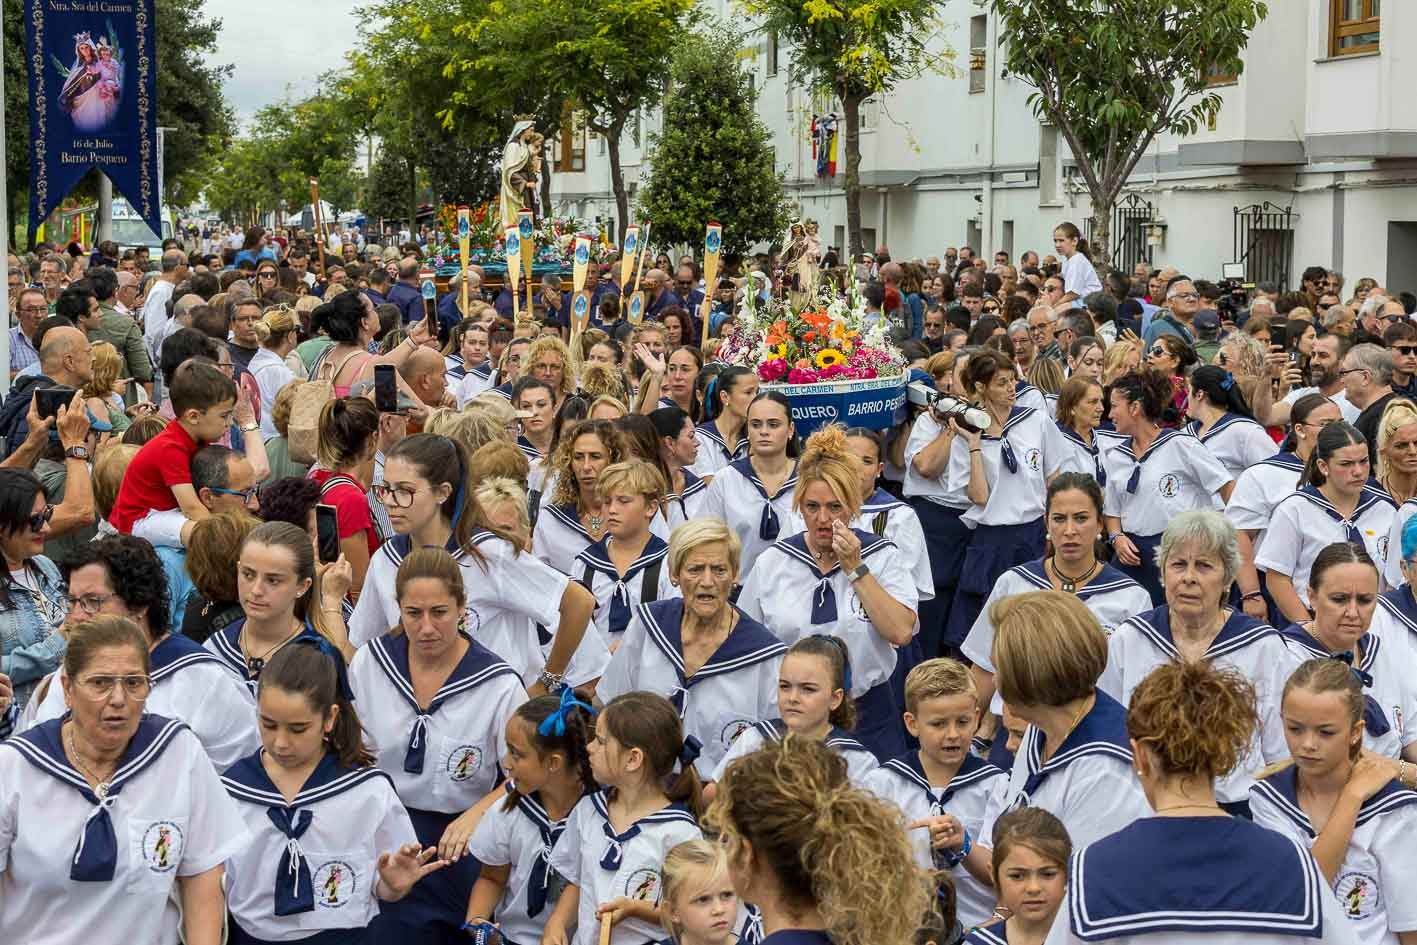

{"left": 219, "top": 1, "right": 363, "bottom": 127}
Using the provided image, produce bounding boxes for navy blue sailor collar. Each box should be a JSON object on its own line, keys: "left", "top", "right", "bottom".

{"left": 366, "top": 630, "right": 518, "bottom": 714}
{"left": 1122, "top": 605, "right": 1278, "bottom": 661}
{"left": 880, "top": 749, "right": 1002, "bottom": 810}
{"left": 728, "top": 457, "right": 799, "bottom": 501}
{"left": 222, "top": 749, "right": 390, "bottom": 809}
{"left": 638, "top": 597, "right": 787, "bottom": 692}
{"left": 1008, "top": 559, "right": 1142, "bottom": 601}
{"left": 1378, "top": 584, "right": 1417, "bottom": 636}
{"left": 754, "top": 718, "right": 870, "bottom": 756}
{"left": 208, "top": 619, "right": 328, "bottom": 685}
{"left": 777, "top": 529, "right": 894, "bottom": 580}
{"left": 668, "top": 468, "right": 709, "bottom": 504}
{"left": 1296, "top": 482, "right": 1395, "bottom": 523}
{"left": 859, "top": 486, "right": 905, "bottom": 515}
{"left": 1019, "top": 690, "right": 1131, "bottom": 796}
{"left": 1252, "top": 764, "right": 1417, "bottom": 838}
{"left": 469, "top": 358, "right": 495, "bottom": 380}
{"left": 982, "top": 404, "right": 1034, "bottom": 441}
{"left": 1187, "top": 411, "right": 1261, "bottom": 442}
{"left": 697, "top": 420, "right": 748, "bottom": 461}
{"left": 757, "top": 932, "right": 834, "bottom": 945}
{"left": 545, "top": 502, "right": 595, "bottom": 543}
{"left": 1277, "top": 623, "right": 1380, "bottom": 674}
{"left": 149, "top": 632, "right": 226, "bottom": 685}
{"left": 1054, "top": 420, "right": 1097, "bottom": 453}
{"left": 517, "top": 435, "right": 544, "bottom": 461}
{"left": 1260, "top": 449, "right": 1305, "bottom": 472}
{"left": 1113, "top": 426, "right": 1186, "bottom": 463}
{"left": 576, "top": 534, "right": 669, "bottom": 582}
{"left": 379, "top": 530, "right": 477, "bottom": 568}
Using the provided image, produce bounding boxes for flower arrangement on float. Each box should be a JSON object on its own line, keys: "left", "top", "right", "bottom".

{"left": 427, "top": 203, "right": 613, "bottom": 272}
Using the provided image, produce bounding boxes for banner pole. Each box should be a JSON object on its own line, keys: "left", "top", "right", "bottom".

{"left": 0, "top": 0, "right": 9, "bottom": 399}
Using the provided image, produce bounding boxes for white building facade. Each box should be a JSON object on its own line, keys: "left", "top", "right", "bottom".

{"left": 549, "top": 0, "right": 1413, "bottom": 290}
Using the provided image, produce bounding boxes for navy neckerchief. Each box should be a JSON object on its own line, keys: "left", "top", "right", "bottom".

{"left": 697, "top": 420, "right": 747, "bottom": 462}
{"left": 982, "top": 405, "right": 1034, "bottom": 474}
{"left": 545, "top": 503, "right": 595, "bottom": 545}
{"left": 576, "top": 535, "right": 670, "bottom": 636}
{"left": 1252, "top": 764, "right": 1417, "bottom": 838}
{"left": 755, "top": 718, "right": 870, "bottom": 757}
{"left": 5, "top": 714, "right": 187, "bottom": 881}
{"left": 881, "top": 751, "right": 1001, "bottom": 869}
{"left": 1014, "top": 690, "right": 1131, "bottom": 808}
{"left": 1055, "top": 421, "right": 1105, "bottom": 486}
{"left": 1121, "top": 605, "right": 1278, "bottom": 662}
{"left": 1068, "top": 815, "right": 1323, "bottom": 939}
{"left": 517, "top": 435, "right": 544, "bottom": 461}
{"left": 222, "top": 750, "right": 390, "bottom": 915}
{"left": 776, "top": 530, "right": 895, "bottom": 624}
{"left": 1278, "top": 623, "right": 1391, "bottom": 736}
{"left": 365, "top": 631, "right": 519, "bottom": 774}
{"left": 638, "top": 598, "right": 788, "bottom": 715}
{"left": 589, "top": 790, "right": 697, "bottom": 871}
{"left": 1187, "top": 411, "right": 1261, "bottom": 443}
{"left": 1377, "top": 584, "right": 1417, "bottom": 641}
{"left": 208, "top": 619, "right": 328, "bottom": 691}
{"left": 1117, "top": 427, "right": 1184, "bottom": 494}
{"left": 728, "top": 457, "right": 799, "bottom": 541}
{"left": 739, "top": 905, "right": 765, "bottom": 945}
{"left": 504, "top": 781, "right": 587, "bottom": 917}
{"left": 148, "top": 632, "right": 226, "bottom": 686}
{"left": 1295, "top": 483, "right": 1394, "bottom": 546}
{"left": 1007, "top": 559, "right": 1142, "bottom": 601}
{"left": 667, "top": 469, "right": 709, "bottom": 518}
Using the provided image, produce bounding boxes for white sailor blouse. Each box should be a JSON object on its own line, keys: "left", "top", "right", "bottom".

{"left": 700, "top": 459, "right": 804, "bottom": 577}
{"left": 576, "top": 535, "right": 675, "bottom": 643}
{"left": 1256, "top": 484, "right": 1396, "bottom": 609}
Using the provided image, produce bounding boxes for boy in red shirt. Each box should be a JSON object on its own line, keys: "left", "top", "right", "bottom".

{"left": 110, "top": 360, "right": 238, "bottom": 546}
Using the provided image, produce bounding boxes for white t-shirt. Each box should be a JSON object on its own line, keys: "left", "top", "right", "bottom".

{"left": 1060, "top": 252, "right": 1102, "bottom": 299}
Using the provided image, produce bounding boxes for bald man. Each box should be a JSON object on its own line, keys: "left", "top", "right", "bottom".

{"left": 114, "top": 269, "right": 141, "bottom": 315}
{"left": 644, "top": 268, "right": 680, "bottom": 319}
{"left": 399, "top": 346, "right": 449, "bottom": 408}
{"left": 0, "top": 326, "right": 95, "bottom": 458}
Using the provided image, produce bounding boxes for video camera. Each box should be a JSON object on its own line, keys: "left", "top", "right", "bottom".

{"left": 907, "top": 382, "right": 990, "bottom": 433}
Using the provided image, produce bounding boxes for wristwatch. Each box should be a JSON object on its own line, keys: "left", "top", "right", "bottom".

{"left": 64, "top": 445, "right": 89, "bottom": 461}
{"left": 537, "top": 669, "right": 566, "bottom": 693}
{"left": 239, "top": 421, "right": 260, "bottom": 433}
{"left": 846, "top": 562, "right": 871, "bottom": 583}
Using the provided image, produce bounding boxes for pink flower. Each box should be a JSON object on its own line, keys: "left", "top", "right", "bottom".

{"left": 788, "top": 368, "right": 820, "bottom": 384}
{"left": 818, "top": 363, "right": 848, "bottom": 379}
{"left": 758, "top": 358, "right": 788, "bottom": 382}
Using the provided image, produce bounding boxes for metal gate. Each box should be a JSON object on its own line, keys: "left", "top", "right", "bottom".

{"left": 1085, "top": 194, "right": 1153, "bottom": 274}
{"left": 1233, "top": 203, "right": 1296, "bottom": 290}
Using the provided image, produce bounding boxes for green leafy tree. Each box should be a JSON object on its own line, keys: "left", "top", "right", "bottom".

{"left": 992, "top": 0, "right": 1267, "bottom": 266}
{"left": 741, "top": 0, "right": 952, "bottom": 259}
{"left": 638, "top": 30, "right": 788, "bottom": 255}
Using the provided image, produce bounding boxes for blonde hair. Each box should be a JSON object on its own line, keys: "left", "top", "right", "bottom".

{"left": 1376, "top": 397, "right": 1417, "bottom": 482}
{"left": 925, "top": 350, "right": 956, "bottom": 383}
{"left": 469, "top": 439, "right": 531, "bottom": 489}
{"left": 595, "top": 458, "right": 666, "bottom": 504}
{"left": 83, "top": 341, "right": 122, "bottom": 399}
{"left": 270, "top": 379, "right": 303, "bottom": 437}
{"left": 581, "top": 363, "right": 628, "bottom": 403}
{"left": 904, "top": 657, "right": 978, "bottom": 715}
{"left": 1027, "top": 357, "right": 1065, "bottom": 395}
{"left": 523, "top": 335, "right": 576, "bottom": 399}
{"left": 668, "top": 518, "right": 742, "bottom": 582}
{"left": 793, "top": 424, "right": 862, "bottom": 519}
{"left": 991, "top": 590, "right": 1107, "bottom": 708}
{"left": 659, "top": 840, "right": 731, "bottom": 941}
{"left": 425, "top": 405, "right": 511, "bottom": 456}
{"left": 254, "top": 305, "right": 299, "bottom": 348}
{"left": 588, "top": 395, "right": 628, "bottom": 419}
{"left": 474, "top": 476, "right": 531, "bottom": 536}
{"left": 1102, "top": 339, "right": 1140, "bottom": 386}
{"left": 93, "top": 443, "right": 141, "bottom": 520}
{"left": 466, "top": 394, "right": 519, "bottom": 432}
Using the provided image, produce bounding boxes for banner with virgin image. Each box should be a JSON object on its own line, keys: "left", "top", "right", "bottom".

{"left": 25, "top": 0, "right": 160, "bottom": 236}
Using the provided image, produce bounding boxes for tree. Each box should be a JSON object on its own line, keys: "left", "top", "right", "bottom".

{"left": 992, "top": 0, "right": 1267, "bottom": 267}
{"left": 462, "top": 0, "right": 696, "bottom": 237}
{"left": 638, "top": 30, "right": 788, "bottom": 255}
{"left": 741, "top": 0, "right": 952, "bottom": 259}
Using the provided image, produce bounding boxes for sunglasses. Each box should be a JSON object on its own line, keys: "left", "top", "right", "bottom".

{"left": 1149, "top": 346, "right": 1170, "bottom": 357}
{"left": 28, "top": 504, "right": 55, "bottom": 532}
{"left": 1394, "top": 345, "right": 1417, "bottom": 356}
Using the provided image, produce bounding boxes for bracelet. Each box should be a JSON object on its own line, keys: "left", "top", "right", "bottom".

{"left": 1400, "top": 760, "right": 1415, "bottom": 788}
{"left": 1240, "top": 591, "right": 1264, "bottom": 601}
{"left": 405, "top": 337, "right": 418, "bottom": 351}
{"left": 1107, "top": 532, "right": 1122, "bottom": 545}
{"left": 969, "top": 448, "right": 981, "bottom": 454}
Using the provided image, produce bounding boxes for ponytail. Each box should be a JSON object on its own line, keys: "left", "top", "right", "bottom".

{"left": 1190, "top": 365, "right": 1253, "bottom": 420}
{"left": 503, "top": 690, "right": 596, "bottom": 811}
{"left": 787, "top": 635, "right": 857, "bottom": 730}
{"left": 601, "top": 691, "right": 704, "bottom": 817}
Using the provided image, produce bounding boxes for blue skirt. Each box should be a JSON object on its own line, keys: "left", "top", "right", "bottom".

{"left": 372, "top": 807, "right": 482, "bottom": 945}
{"left": 230, "top": 922, "right": 368, "bottom": 945}
{"left": 1115, "top": 532, "right": 1164, "bottom": 606}
{"left": 852, "top": 680, "right": 907, "bottom": 763}
{"left": 944, "top": 518, "right": 1045, "bottom": 648}
{"left": 911, "top": 499, "right": 972, "bottom": 659}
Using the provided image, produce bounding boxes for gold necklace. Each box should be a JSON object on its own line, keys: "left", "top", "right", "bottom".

{"left": 66, "top": 723, "right": 113, "bottom": 797}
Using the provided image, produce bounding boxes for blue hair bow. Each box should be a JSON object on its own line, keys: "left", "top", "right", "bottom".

{"left": 1219, "top": 371, "right": 1235, "bottom": 392}
{"left": 538, "top": 685, "right": 596, "bottom": 737}
{"left": 290, "top": 637, "right": 355, "bottom": 702}
{"left": 679, "top": 734, "right": 703, "bottom": 768}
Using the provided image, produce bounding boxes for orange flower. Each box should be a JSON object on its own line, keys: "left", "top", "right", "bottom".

{"left": 804, "top": 331, "right": 817, "bottom": 342}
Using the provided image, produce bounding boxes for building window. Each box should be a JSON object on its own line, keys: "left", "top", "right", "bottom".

{"left": 969, "top": 16, "right": 987, "bottom": 94}
{"left": 767, "top": 31, "right": 779, "bottom": 76}
{"left": 556, "top": 107, "right": 586, "bottom": 172}
{"left": 860, "top": 96, "right": 879, "bottom": 133}
{"left": 1330, "top": 0, "right": 1380, "bottom": 57}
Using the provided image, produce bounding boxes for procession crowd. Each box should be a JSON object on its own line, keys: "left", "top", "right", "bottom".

{"left": 0, "top": 220, "right": 1415, "bottom": 945}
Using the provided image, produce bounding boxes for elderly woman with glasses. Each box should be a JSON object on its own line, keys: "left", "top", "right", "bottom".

{"left": 0, "top": 469, "right": 66, "bottom": 726}
{"left": 0, "top": 615, "right": 249, "bottom": 943}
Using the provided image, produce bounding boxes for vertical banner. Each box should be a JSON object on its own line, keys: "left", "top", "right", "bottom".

{"left": 25, "top": 0, "right": 162, "bottom": 236}
{"left": 505, "top": 227, "right": 523, "bottom": 321}
{"left": 457, "top": 206, "right": 471, "bottom": 317}
{"left": 700, "top": 222, "right": 722, "bottom": 346}
{"left": 629, "top": 220, "right": 651, "bottom": 303}
{"left": 518, "top": 209, "right": 535, "bottom": 315}
{"left": 310, "top": 178, "right": 327, "bottom": 277}
{"left": 572, "top": 235, "right": 590, "bottom": 295}
{"left": 618, "top": 224, "right": 639, "bottom": 318}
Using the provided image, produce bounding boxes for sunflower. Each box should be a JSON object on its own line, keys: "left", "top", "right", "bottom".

{"left": 815, "top": 348, "right": 847, "bottom": 369}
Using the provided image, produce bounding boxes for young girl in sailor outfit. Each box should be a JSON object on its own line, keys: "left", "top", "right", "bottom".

{"left": 543, "top": 692, "right": 704, "bottom": 945}
{"left": 1226, "top": 393, "right": 1341, "bottom": 624}
{"left": 689, "top": 366, "right": 755, "bottom": 478}
{"left": 535, "top": 419, "right": 637, "bottom": 575}
{"left": 961, "top": 808, "right": 1070, "bottom": 945}
{"left": 223, "top": 641, "right": 444, "bottom": 944}
{"left": 1257, "top": 423, "right": 1396, "bottom": 627}
{"left": 866, "top": 659, "right": 1006, "bottom": 930}
{"left": 649, "top": 407, "right": 712, "bottom": 533}
{"left": 1276, "top": 543, "right": 1416, "bottom": 759}
{"left": 1185, "top": 365, "right": 1279, "bottom": 477}
{"left": 1104, "top": 371, "right": 1234, "bottom": 605}
{"left": 514, "top": 378, "right": 559, "bottom": 487}
{"left": 739, "top": 425, "right": 919, "bottom": 760}
{"left": 1251, "top": 659, "right": 1417, "bottom": 945}
{"left": 350, "top": 433, "right": 600, "bottom": 695}
{"left": 577, "top": 460, "right": 676, "bottom": 646}
{"left": 701, "top": 393, "right": 803, "bottom": 578}
{"left": 945, "top": 349, "right": 1068, "bottom": 647}
{"left": 206, "top": 521, "right": 347, "bottom": 694}
{"left": 963, "top": 475, "right": 1151, "bottom": 715}
{"left": 654, "top": 840, "right": 748, "bottom": 945}
{"left": 348, "top": 548, "right": 528, "bottom": 943}
{"left": 464, "top": 692, "right": 596, "bottom": 945}
{"left": 0, "top": 616, "right": 250, "bottom": 945}
{"left": 1050, "top": 659, "right": 1359, "bottom": 945}
{"left": 600, "top": 520, "right": 786, "bottom": 777}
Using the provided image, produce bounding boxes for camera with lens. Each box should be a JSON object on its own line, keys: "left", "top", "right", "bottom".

{"left": 1214, "top": 275, "right": 1251, "bottom": 322}
{"left": 907, "top": 381, "right": 991, "bottom": 433}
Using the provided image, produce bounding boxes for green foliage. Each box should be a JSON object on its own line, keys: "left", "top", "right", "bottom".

{"left": 637, "top": 29, "right": 788, "bottom": 255}
{"left": 992, "top": 0, "right": 1267, "bottom": 260}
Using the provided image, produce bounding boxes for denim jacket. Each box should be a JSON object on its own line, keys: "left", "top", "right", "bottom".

{"left": 0, "top": 555, "right": 68, "bottom": 714}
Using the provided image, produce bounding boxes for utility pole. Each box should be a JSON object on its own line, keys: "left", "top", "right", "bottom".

{"left": 1, "top": 0, "right": 10, "bottom": 397}
{"left": 97, "top": 174, "right": 113, "bottom": 244}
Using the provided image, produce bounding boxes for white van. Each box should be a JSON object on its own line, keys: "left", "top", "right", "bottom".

{"left": 112, "top": 198, "right": 174, "bottom": 252}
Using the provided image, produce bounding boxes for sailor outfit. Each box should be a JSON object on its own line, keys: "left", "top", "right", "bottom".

{"left": 1046, "top": 814, "right": 1359, "bottom": 944}
{"left": 1103, "top": 428, "right": 1233, "bottom": 604}
{"left": 1255, "top": 484, "right": 1396, "bottom": 610}
{"left": 944, "top": 405, "right": 1065, "bottom": 645}
{"left": 1225, "top": 452, "right": 1306, "bottom": 557}
{"left": 456, "top": 360, "right": 497, "bottom": 405}
{"left": 598, "top": 599, "right": 786, "bottom": 778}
{"left": 21, "top": 633, "right": 259, "bottom": 770}
{"left": 851, "top": 487, "right": 935, "bottom": 603}
{"left": 1054, "top": 423, "right": 1124, "bottom": 486}
{"left": 1187, "top": 412, "right": 1279, "bottom": 478}
{"left": 902, "top": 411, "right": 974, "bottom": 659}
{"left": 688, "top": 419, "right": 748, "bottom": 478}
{"left": 348, "top": 632, "right": 526, "bottom": 938}
{"left": 964, "top": 923, "right": 1013, "bottom": 945}
{"left": 1277, "top": 625, "right": 1413, "bottom": 757}
{"left": 222, "top": 751, "right": 417, "bottom": 944}
{"left": 546, "top": 791, "right": 701, "bottom": 945}
{"left": 1381, "top": 498, "right": 1417, "bottom": 590}
{"left": 661, "top": 469, "right": 712, "bottom": 533}
{"left": 1251, "top": 768, "right": 1417, "bottom": 945}
{"left": 575, "top": 536, "right": 674, "bottom": 644}
{"left": 205, "top": 619, "right": 333, "bottom": 696}
{"left": 467, "top": 784, "right": 589, "bottom": 945}
{"left": 979, "top": 690, "right": 1150, "bottom": 850}
{"left": 1016, "top": 382, "right": 1049, "bottom": 416}
{"left": 1371, "top": 585, "right": 1417, "bottom": 668}
{"left": 866, "top": 751, "right": 1006, "bottom": 928}
{"left": 0, "top": 715, "right": 249, "bottom": 945}
{"left": 739, "top": 531, "right": 918, "bottom": 760}
{"left": 1099, "top": 607, "right": 1292, "bottom": 810}
{"left": 711, "top": 719, "right": 879, "bottom": 787}
{"left": 534, "top": 502, "right": 671, "bottom": 577}
{"left": 700, "top": 459, "right": 803, "bottom": 578}
{"left": 348, "top": 533, "right": 608, "bottom": 691}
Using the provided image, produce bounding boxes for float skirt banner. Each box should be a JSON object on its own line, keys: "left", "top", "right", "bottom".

{"left": 764, "top": 376, "right": 906, "bottom": 437}
{"left": 25, "top": 0, "right": 160, "bottom": 235}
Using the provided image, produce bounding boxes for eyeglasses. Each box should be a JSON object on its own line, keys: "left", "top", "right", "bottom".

{"left": 74, "top": 674, "right": 151, "bottom": 701}
{"left": 372, "top": 483, "right": 422, "bottom": 508}
{"left": 1339, "top": 367, "right": 1370, "bottom": 377}
{"left": 19, "top": 304, "right": 48, "bottom": 315}
{"left": 28, "top": 505, "right": 54, "bottom": 532}
{"left": 69, "top": 592, "right": 115, "bottom": 615}
{"left": 1169, "top": 292, "right": 1200, "bottom": 302}
{"left": 207, "top": 486, "right": 258, "bottom": 502}
{"left": 1148, "top": 346, "right": 1170, "bottom": 357}
{"left": 257, "top": 270, "right": 277, "bottom": 279}
{"left": 1394, "top": 345, "right": 1417, "bottom": 356}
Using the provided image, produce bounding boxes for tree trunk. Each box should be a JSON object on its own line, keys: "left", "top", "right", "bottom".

{"left": 841, "top": 87, "right": 864, "bottom": 261}
{"left": 606, "top": 115, "right": 629, "bottom": 245}
{"left": 1090, "top": 194, "right": 1112, "bottom": 279}
{"left": 406, "top": 158, "right": 418, "bottom": 235}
